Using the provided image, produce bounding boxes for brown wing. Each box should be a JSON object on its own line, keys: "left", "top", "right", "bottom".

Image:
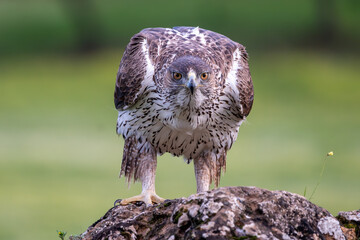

{"left": 114, "top": 28, "right": 167, "bottom": 110}
{"left": 235, "top": 44, "right": 254, "bottom": 117}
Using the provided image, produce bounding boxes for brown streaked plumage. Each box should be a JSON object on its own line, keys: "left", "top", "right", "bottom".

{"left": 114, "top": 27, "right": 254, "bottom": 205}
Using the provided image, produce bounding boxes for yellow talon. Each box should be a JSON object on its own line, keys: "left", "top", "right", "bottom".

{"left": 120, "top": 190, "right": 165, "bottom": 206}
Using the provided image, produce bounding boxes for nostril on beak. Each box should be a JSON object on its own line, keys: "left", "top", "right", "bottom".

{"left": 187, "top": 79, "right": 196, "bottom": 94}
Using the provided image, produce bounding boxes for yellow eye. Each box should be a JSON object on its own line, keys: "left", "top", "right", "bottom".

{"left": 200, "top": 72, "right": 208, "bottom": 80}
{"left": 173, "top": 72, "right": 182, "bottom": 80}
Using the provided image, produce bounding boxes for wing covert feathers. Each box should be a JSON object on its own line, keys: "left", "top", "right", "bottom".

{"left": 114, "top": 32, "right": 155, "bottom": 110}
{"left": 236, "top": 44, "right": 254, "bottom": 117}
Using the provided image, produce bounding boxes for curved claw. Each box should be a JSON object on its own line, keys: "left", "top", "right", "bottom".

{"left": 120, "top": 190, "right": 165, "bottom": 207}
{"left": 114, "top": 199, "right": 122, "bottom": 207}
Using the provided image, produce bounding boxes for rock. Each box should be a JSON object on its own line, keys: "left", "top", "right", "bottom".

{"left": 317, "top": 217, "right": 345, "bottom": 240}
{"left": 337, "top": 209, "right": 360, "bottom": 240}
{"left": 79, "top": 186, "right": 357, "bottom": 240}
{"left": 338, "top": 209, "right": 360, "bottom": 223}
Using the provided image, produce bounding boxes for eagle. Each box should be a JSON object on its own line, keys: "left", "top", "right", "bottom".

{"left": 114, "top": 27, "right": 254, "bottom": 205}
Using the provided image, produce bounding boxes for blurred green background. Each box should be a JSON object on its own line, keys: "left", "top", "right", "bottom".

{"left": 0, "top": 0, "right": 359, "bottom": 239}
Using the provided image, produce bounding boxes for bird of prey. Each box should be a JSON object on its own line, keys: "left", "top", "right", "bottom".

{"left": 114, "top": 27, "right": 254, "bottom": 205}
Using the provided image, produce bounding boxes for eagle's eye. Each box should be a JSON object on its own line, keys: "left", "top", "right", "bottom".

{"left": 173, "top": 72, "right": 182, "bottom": 80}
{"left": 200, "top": 72, "right": 209, "bottom": 80}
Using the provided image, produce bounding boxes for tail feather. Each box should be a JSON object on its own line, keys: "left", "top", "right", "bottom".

{"left": 120, "top": 136, "right": 156, "bottom": 183}
{"left": 202, "top": 150, "right": 227, "bottom": 187}
{"left": 213, "top": 149, "right": 226, "bottom": 187}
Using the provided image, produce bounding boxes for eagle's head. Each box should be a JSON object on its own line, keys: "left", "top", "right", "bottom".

{"left": 166, "top": 56, "right": 215, "bottom": 107}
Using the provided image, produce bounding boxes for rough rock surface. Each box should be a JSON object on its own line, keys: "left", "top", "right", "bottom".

{"left": 337, "top": 209, "right": 360, "bottom": 240}
{"left": 80, "top": 187, "right": 357, "bottom": 240}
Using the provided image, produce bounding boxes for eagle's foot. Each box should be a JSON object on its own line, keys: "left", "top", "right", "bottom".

{"left": 120, "top": 190, "right": 165, "bottom": 206}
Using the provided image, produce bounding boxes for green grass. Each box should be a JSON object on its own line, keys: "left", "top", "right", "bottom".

{"left": 0, "top": 50, "right": 359, "bottom": 240}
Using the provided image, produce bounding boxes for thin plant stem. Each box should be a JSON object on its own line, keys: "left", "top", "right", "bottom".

{"left": 309, "top": 156, "right": 328, "bottom": 201}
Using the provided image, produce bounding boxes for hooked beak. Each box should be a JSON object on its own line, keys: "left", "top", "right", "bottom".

{"left": 186, "top": 72, "right": 197, "bottom": 94}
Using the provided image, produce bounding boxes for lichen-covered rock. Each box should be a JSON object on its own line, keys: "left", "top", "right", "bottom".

{"left": 337, "top": 209, "right": 360, "bottom": 240}
{"left": 80, "top": 186, "right": 352, "bottom": 240}
{"left": 338, "top": 209, "right": 360, "bottom": 223}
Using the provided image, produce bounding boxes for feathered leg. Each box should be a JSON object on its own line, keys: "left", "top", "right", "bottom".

{"left": 194, "top": 155, "right": 211, "bottom": 193}
{"left": 119, "top": 136, "right": 165, "bottom": 206}
{"left": 194, "top": 150, "right": 227, "bottom": 193}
